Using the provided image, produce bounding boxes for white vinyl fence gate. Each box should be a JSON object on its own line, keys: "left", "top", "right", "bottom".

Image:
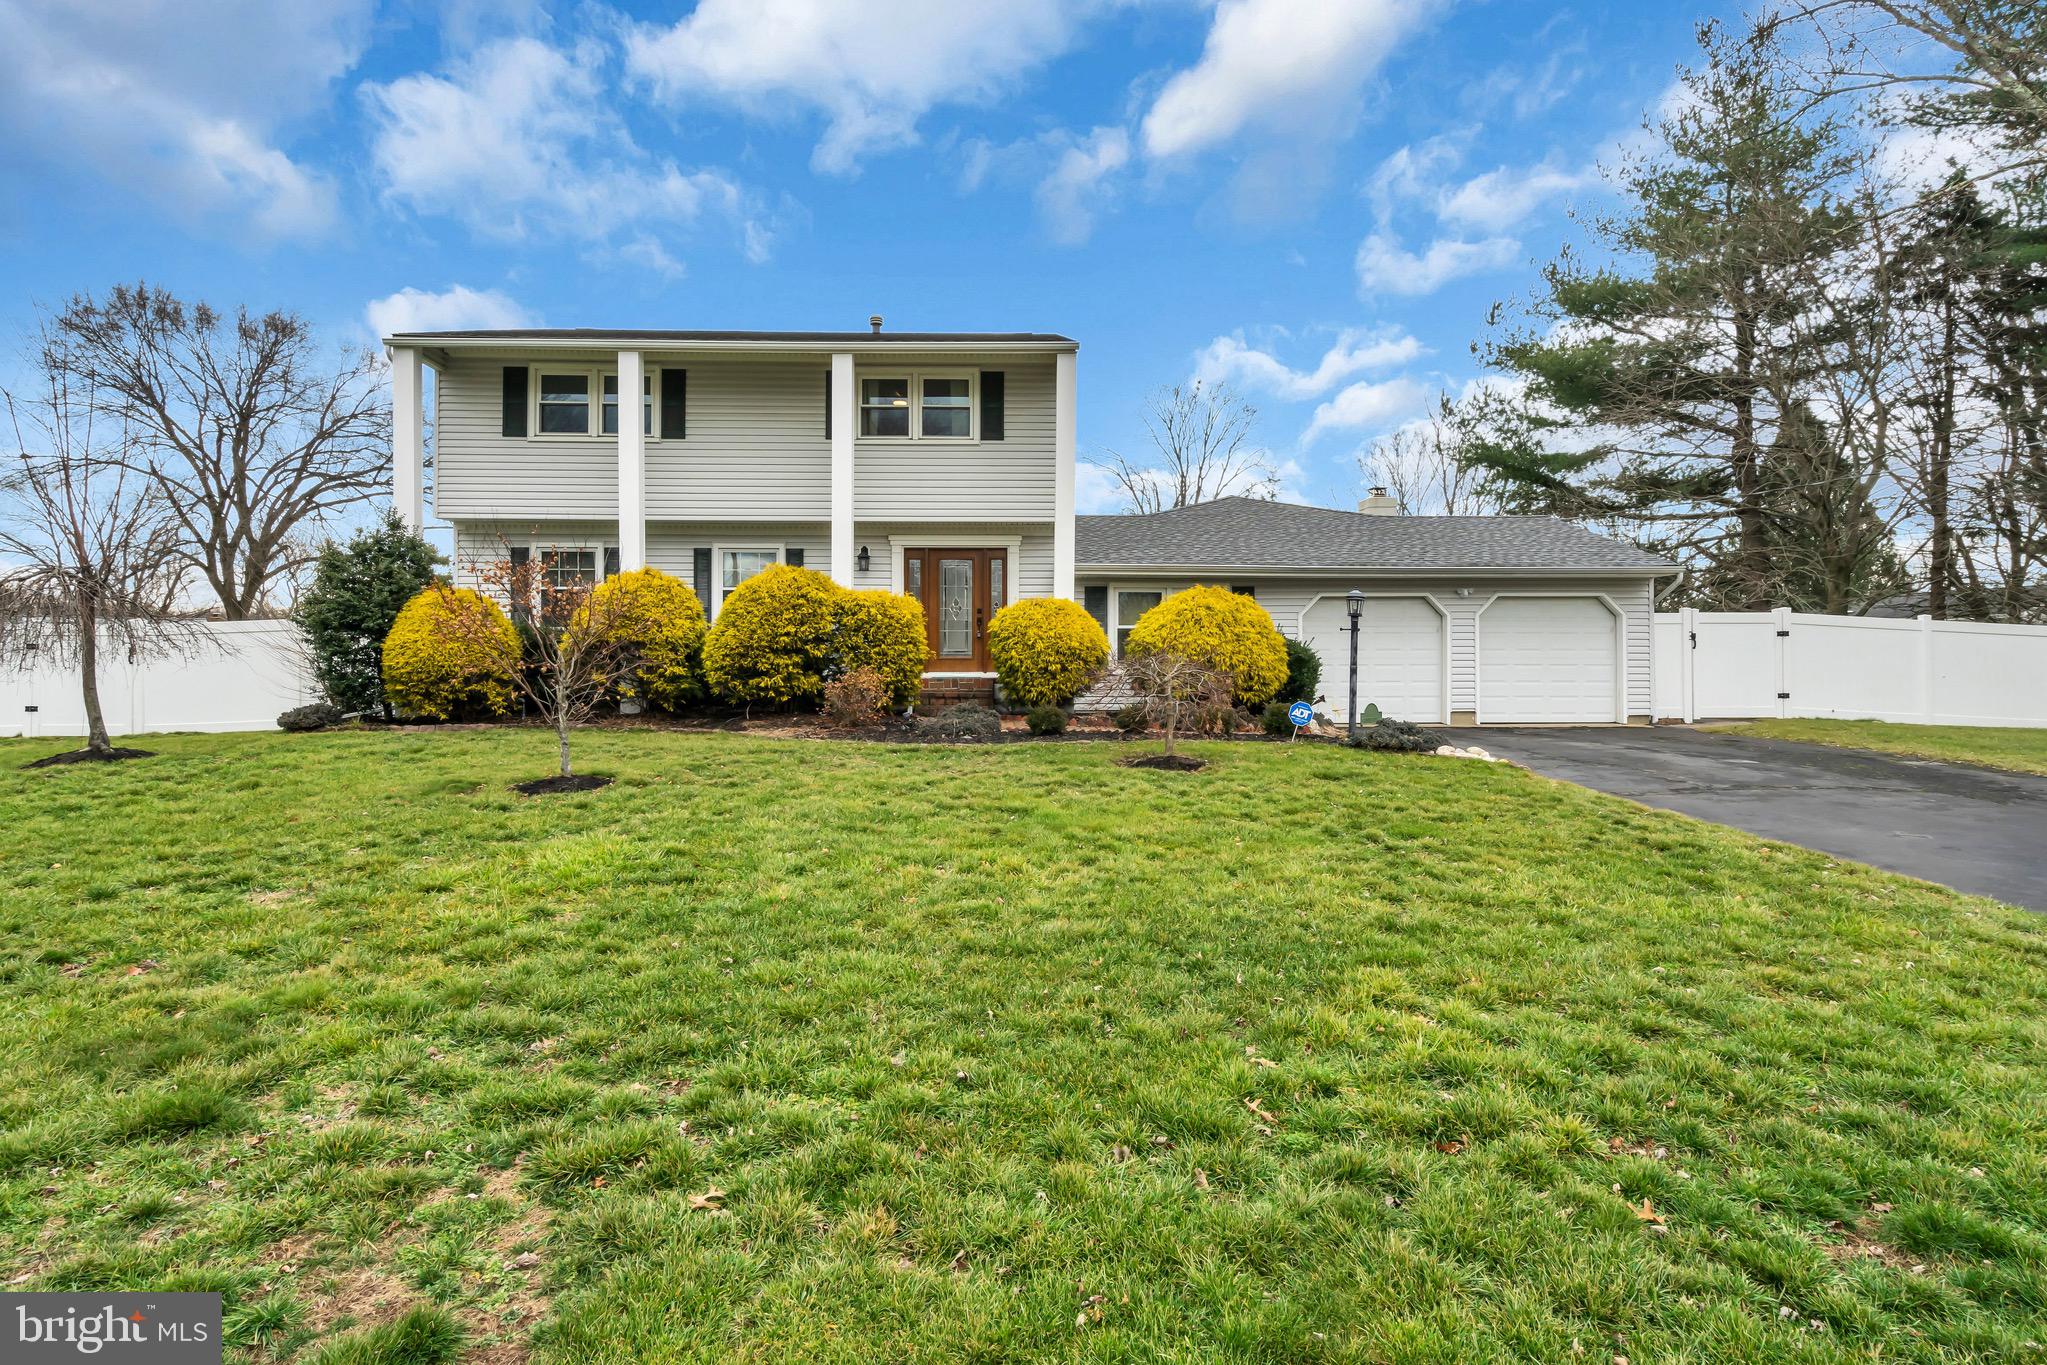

{"left": 1, "top": 620, "right": 319, "bottom": 739}
{"left": 1654, "top": 608, "right": 2047, "bottom": 728}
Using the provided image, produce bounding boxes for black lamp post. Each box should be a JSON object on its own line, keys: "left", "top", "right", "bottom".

{"left": 1345, "top": 589, "right": 1365, "bottom": 742}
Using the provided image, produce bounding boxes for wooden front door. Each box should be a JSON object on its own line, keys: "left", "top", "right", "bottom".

{"left": 903, "top": 548, "right": 1007, "bottom": 672}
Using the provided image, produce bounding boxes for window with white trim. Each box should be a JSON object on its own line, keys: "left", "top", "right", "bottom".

{"left": 858, "top": 372, "right": 974, "bottom": 440}
{"left": 541, "top": 548, "right": 599, "bottom": 589}
{"left": 526, "top": 366, "right": 667, "bottom": 438}
{"left": 721, "top": 548, "right": 780, "bottom": 598}
{"left": 537, "top": 373, "right": 591, "bottom": 434}
{"left": 602, "top": 374, "right": 652, "bottom": 435}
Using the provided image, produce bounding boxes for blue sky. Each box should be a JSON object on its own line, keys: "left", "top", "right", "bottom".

{"left": 0, "top": 0, "right": 1728, "bottom": 514}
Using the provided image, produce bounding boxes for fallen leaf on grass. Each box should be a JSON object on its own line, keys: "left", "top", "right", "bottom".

{"left": 688, "top": 1188, "right": 726, "bottom": 1212}
{"left": 1433, "top": 1137, "right": 1467, "bottom": 1156}
{"left": 1633, "top": 1199, "right": 1665, "bottom": 1225}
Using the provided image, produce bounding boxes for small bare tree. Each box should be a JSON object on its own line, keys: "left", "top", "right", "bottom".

{"left": 51, "top": 283, "right": 392, "bottom": 619}
{"left": 1359, "top": 394, "right": 1500, "bottom": 516}
{"left": 1089, "top": 381, "right": 1275, "bottom": 513}
{"left": 1, "top": 319, "right": 197, "bottom": 762}
{"left": 1121, "top": 651, "right": 1232, "bottom": 760}
{"left": 443, "top": 549, "right": 643, "bottom": 783}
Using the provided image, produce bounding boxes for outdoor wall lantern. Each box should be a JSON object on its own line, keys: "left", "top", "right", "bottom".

{"left": 856, "top": 545, "right": 871, "bottom": 574}
{"left": 1345, "top": 589, "right": 1366, "bottom": 743}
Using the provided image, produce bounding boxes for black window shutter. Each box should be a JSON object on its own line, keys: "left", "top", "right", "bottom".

{"left": 604, "top": 547, "right": 621, "bottom": 579}
{"left": 660, "top": 368, "right": 686, "bottom": 439}
{"left": 693, "top": 548, "right": 712, "bottom": 607}
{"left": 509, "top": 545, "right": 531, "bottom": 567}
{"left": 501, "top": 367, "right": 528, "bottom": 437}
{"left": 786, "top": 548, "right": 804, "bottom": 568}
{"left": 979, "top": 370, "right": 1005, "bottom": 440}
{"left": 1082, "top": 584, "right": 1108, "bottom": 631}
{"left": 823, "top": 371, "right": 832, "bottom": 438}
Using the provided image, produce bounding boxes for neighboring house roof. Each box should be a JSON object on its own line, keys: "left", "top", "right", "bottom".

{"left": 384, "top": 328, "right": 1076, "bottom": 350}
{"left": 1076, "top": 497, "right": 1678, "bottom": 575}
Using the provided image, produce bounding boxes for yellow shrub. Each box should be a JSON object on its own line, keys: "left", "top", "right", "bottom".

{"left": 700, "top": 564, "right": 842, "bottom": 707}
{"left": 571, "top": 567, "right": 706, "bottom": 712}
{"left": 986, "top": 597, "right": 1108, "bottom": 706}
{"left": 1124, "top": 584, "right": 1288, "bottom": 705}
{"left": 834, "top": 589, "right": 927, "bottom": 707}
{"left": 380, "top": 586, "right": 520, "bottom": 720}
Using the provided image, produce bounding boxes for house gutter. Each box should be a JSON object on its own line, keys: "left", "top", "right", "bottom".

{"left": 384, "top": 335, "right": 1079, "bottom": 354}
{"left": 1072, "top": 563, "right": 1680, "bottom": 579}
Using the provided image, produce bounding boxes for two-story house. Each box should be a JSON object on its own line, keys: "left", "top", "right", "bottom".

{"left": 386, "top": 323, "right": 1075, "bottom": 685}
{"left": 387, "top": 323, "right": 1675, "bottom": 724}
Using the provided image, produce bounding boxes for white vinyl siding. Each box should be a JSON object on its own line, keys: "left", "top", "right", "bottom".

{"left": 645, "top": 359, "right": 831, "bottom": 520}
{"left": 1074, "top": 573, "right": 1659, "bottom": 721}
{"left": 435, "top": 360, "right": 620, "bottom": 519}
{"left": 855, "top": 355, "right": 1055, "bottom": 522}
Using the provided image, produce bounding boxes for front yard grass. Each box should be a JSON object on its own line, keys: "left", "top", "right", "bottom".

{"left": 1, "top": 728, "right": 2043, "bottom": 1363}
{"left": 1721, "top": 718, "right": 2047, "bottom": 777}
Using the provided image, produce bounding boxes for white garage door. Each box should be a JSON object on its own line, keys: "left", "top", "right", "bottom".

{"left": 1301, "top": 595, "right": 1445, "bottom": 723}
{"left": 1479, "top": 597, "right": 1618, "bottom": 723}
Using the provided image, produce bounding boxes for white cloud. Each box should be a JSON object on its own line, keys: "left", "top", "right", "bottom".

{"left": 0, "top": 0, "right": 368, "bottom": 239}
{"left": 365, "top": 285, "right": 533, "bottom": 339}
{"left": 364, "top": 37, "right": 774, "bottom": 265}
{"left": 1035, "top": 126, "right": 1131, "bottom": 246}
{"left": 1366, "top": 135, "right": 1468, "bottom": 222}
{"left": 1194, "top": 327, "right": 1423, "bottom": 399}
{"left": 1141, "top": 0, "right": 1437, "bottom": 160}
{"left": 1355, "top": 232, "right": 1519, "bottom": 295}
{"left": 1437, "top": 161, "right": 1595, "bottom": 233}
{"left": 1301, "top": 375, "right": 1431, "bottom": 445}
{"left": 625, "top": 0, "right": 1092, "bottom": 175}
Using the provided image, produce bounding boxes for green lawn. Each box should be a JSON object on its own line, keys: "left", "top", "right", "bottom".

{"left": 1721, "top": 719, "right": 2047, "bottom": 777}
{"left": 2, "top": 729, "right": 2044, "bottom": 1364}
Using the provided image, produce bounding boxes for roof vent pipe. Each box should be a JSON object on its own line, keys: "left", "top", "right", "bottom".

{"left": 869, "top": 314, "right": 884, "bottom": 334}
{"left": 1357, "top": 486, "right": 1401, "bottom": 516}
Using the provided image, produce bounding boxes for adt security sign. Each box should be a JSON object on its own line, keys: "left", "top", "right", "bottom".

{"left": 1286, "top": 701, "right": 1314, "bottom": 732}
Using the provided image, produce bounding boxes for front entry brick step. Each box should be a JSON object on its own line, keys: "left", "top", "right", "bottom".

{"left": 919, "top": 677, "right": 998, "bottom": 711}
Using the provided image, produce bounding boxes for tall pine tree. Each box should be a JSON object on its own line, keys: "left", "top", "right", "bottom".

{"left": 1467, "top": 22, "right": 1857, "bottom": 608}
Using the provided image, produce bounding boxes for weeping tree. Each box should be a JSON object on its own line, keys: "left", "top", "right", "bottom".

{"left": 1, "top": 319, "right": 198, "bottom": 763}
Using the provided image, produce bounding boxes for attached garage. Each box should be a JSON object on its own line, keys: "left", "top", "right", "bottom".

{"left": 1301, "top": 594, "right": 1445, "bottom": 723}
{"left": 1477, "top": 596, "right": 1620, "bottom": 723}
{"left": 1074, "top": 498, "right": 1674, "bottom": 725}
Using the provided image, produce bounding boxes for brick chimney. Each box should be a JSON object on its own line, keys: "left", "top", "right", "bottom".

{"left": 1357, "top": 486, "right": 1401, "bottom": 516}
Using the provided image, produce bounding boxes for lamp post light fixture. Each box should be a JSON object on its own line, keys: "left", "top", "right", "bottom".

{"left": 1345, "top": 589, "right": 1365, "bottom": 743}
{"left": 856, "top": 544, "right": 871, "bottom": 575}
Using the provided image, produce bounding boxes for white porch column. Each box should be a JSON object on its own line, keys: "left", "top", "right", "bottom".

{"left": 617, "top": 349, "right": 646, "bottom": 572}
{"left": 1053, "top": 349, "right": 1077, "bottom": 600}
{"left": 389, "top": 346, "right": 424, "bottom": 531}
{"left": 830, "top": 351, "right": 856, "bottom": 585}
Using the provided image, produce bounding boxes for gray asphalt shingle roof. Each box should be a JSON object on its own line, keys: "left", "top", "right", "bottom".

{"left": 1076, "top": 497, "right": 1676, "bottom": 574}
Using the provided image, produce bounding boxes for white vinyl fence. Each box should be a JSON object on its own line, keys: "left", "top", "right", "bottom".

{"left": 1, "top": 620, "right": 318, "bottom": 739}
{"left": 1655, "top": 608, "right": 2047, "bottom": 728}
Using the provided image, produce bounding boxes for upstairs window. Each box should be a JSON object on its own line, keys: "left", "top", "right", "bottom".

{"left": 538, "top": 374, "right": 590, "bottom": 434}
{"left": 861, "top": 377, "right": 910, "bottom": 436}
{"left": 602, "top": 374, "right": 653, "bottom": 435}
{"left": 858, "top": 372, "right": 975, "bottom": 440}
{"left": 921, "top": 377, "right": 972, "bottom": 437}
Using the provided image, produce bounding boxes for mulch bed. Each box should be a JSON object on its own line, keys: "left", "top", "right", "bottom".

{"left": 510, "top": 774, "right": 615, "bottom": 796}
{"left": 24, "top": 746, "right": 155, "bottom": 769}
{"left": 1122, "top": 753, "right": 1207, "bottom": 772}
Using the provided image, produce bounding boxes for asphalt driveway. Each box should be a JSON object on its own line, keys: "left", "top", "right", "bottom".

{"left": 1473, "top": 726, "right": 2047, "bottom": 912}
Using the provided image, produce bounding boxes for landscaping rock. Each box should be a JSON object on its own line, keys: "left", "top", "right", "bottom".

{"left": 1350, "top": 718, "right": 1444, "bottom": 753}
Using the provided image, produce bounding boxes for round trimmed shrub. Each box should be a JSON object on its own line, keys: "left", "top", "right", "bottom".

{"left": 701, "top": 564, "right": 842, "bottom": 708}
{"left": 1024, "top": 704, "right": 1068, "bottom": 735}
{"left": 985, "top": 597, "right": 1109, "bottom": 707}
{"left": 381, "top": 587, "right": 520, "bottom": 721}
{"left": 1123, "top": 584, "right": 1289, "bottom": 706}
{"left": 834, "top": 589, "right": 927, "bottom": 707}
{"left": 278, "top": 701, "right": 344, "bottom": 732}
{"left": 1277, "top": 636, "right": 1321, "bottom": 705}
{"left": 573, "top": 567, "right": 706, "bottom": 712}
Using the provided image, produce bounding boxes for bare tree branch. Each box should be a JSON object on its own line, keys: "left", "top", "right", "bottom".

{"left": 1087, "top": 381, "right": 1275, "bottom": 513}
